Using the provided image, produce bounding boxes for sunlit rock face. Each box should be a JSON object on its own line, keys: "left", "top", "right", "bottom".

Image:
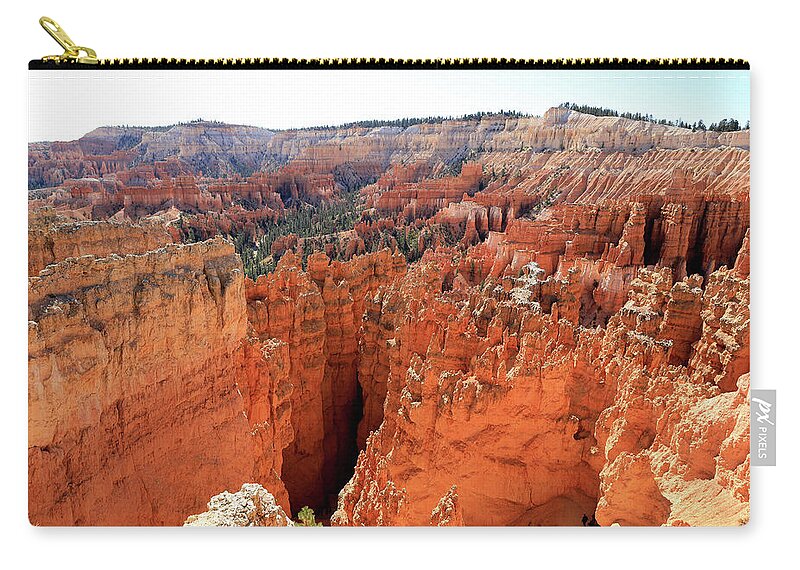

{"left": 28, "top": 237, "right": 293, "bottom": 525}
{"left": 28, "top": 213, "right": 174, "bottom": 276}
{"left": 330, "top": 119, "right": 749, "bottom": 526}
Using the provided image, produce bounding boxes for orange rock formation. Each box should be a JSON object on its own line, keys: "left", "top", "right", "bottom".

{"left": 331, "top": 196, "right": 750, "bottom": 525}
{"left": 28, "top": 110, "right": 750, "bottom": 526}
{"left": 245, "top": 249, "right": 405, "bottom": 512}
{"left": 28, "top": 215, "right": 174, "bottom": 276}
{"left": 28, "top": 237, "right": 293, "bottom": 525}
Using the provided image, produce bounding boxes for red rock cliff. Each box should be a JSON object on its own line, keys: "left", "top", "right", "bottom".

{"left": 28, "top": 238, "right": 293, "bottom": 525}
{"left": 28, "top": 216, "right": 174, "bottom": 276}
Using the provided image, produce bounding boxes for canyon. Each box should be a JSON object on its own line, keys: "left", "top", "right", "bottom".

{"left": 28, "top": 108, "right": 750, "bottom": 526}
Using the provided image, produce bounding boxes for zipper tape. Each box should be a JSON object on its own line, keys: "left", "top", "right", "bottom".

{"left": 29, "top": 57, "right": 750, "bottom": 70}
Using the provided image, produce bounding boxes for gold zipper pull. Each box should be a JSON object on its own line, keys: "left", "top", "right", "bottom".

{"left": 39, "top": 16, "right": 98, "bottom": 64}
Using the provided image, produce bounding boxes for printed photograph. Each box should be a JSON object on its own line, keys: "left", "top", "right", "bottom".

{"left": 27, "top": 69, "right": 750, "bottom": 526}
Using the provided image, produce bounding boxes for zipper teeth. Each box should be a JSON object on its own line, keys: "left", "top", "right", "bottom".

{"left": 31, "top": 57, "right": 750, "bottom": 69}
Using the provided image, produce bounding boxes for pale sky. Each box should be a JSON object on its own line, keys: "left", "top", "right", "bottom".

{"left": 28, "top": 69, "right": 750, "bottom": 142}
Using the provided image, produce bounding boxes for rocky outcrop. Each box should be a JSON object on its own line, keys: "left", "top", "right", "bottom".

{"left": 64, "top": 173, "right": 286, "bottom": 220}
{"left": 688, "top": 267, "right": 750, "bottom": 393}
{"left": 332, "top": 251, "right": 610, "bottom": 526}
{"left": 28, "top": 216, "right": 174, "bottom": 276}
{"left": 28, "top": 136, "right": 137, "bottom": 189}
{"left": 246, "top": 253, "right": 327, "bottom": 512}
{"left": 29, "top": 109, "right": 747, "bottom": 200}
{"left": 591, "top": 261, "right": 750, "bottom": 526}
{"left": 247, "top": 110, "right": 747, "bottom": 190}
{"left": 595, "top": 373, "right": 750, "bottom": 527}
{"left": 365, "top": 163, "right": 483, "bottom": 218}
{"left": 137, "top": 123, "right": 277, "bottom": 177}
{"left": 531, "top": 107, "right": 749, "bottom": 152}
{"left": 184, "top": 484, "right": 294, "bottom": 527}
{"left": 28, "top": 238, "right": 293, "bottom": 525}
{"left": 430, "top": 486, "right": 464, "bottom": 526}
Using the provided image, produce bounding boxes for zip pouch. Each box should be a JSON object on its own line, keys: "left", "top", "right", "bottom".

{"left": 28, "top": 17, "right": 751, "bottom": 527}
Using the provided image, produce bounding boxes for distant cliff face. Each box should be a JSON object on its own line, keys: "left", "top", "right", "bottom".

{"left": 28, "top": 110, "right": 749, "bottom": 526}
{"left": 28, "top": 109, "right": 749, "bottom": 252}
{"left": 28, "top": 109, "right": 749, "bottom": 188}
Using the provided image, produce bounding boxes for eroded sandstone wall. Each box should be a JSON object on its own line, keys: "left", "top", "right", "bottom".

{"left": 28, "top": 236, "right": 292, "bottom": 525}
{"left": 245, "top": 249, "right": 406, "bottom": 513}
{"left": 29, "top": 109, "right": 748, "bottom": 193}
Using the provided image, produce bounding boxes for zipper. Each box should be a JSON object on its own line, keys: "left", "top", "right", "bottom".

{"left": 31, "top": 16, "right": 749, "bottom": 70}
{"left": 38, "top": 17, "right": 99, "bottom": 65}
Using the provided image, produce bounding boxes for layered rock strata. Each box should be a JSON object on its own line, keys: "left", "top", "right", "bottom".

{"left": 28, "top": 238, "right": 292, "bottom": 525}
{"left": 28, "top": 216, "right": 174, "bottom": 276}
{"left": 28, "top": 110, "right": 750, "bottom": 527}
{"left": 29, "top": 110, "right": 748, "bottom": 190}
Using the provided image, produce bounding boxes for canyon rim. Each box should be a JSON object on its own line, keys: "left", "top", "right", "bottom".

{"left": 28, "top": 72, "right": 750, "bottom": 526}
